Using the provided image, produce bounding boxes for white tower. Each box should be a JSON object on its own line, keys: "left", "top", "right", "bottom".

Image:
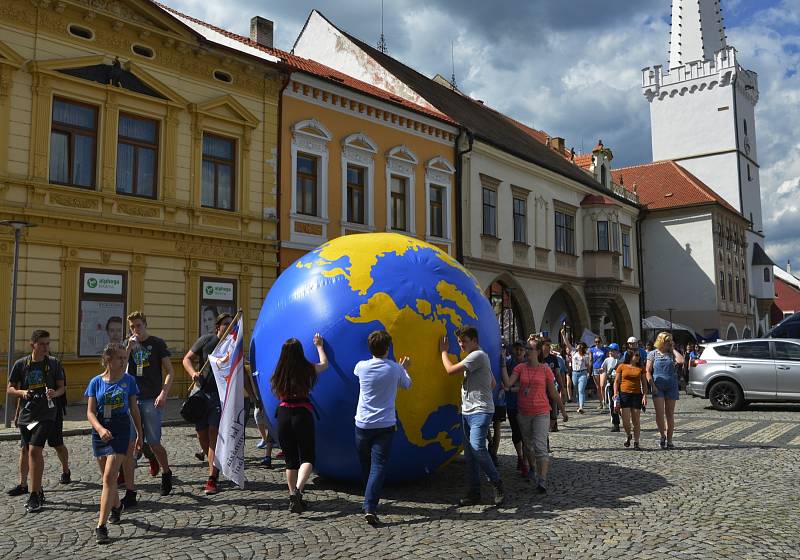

{"left": 643, "top": 0, "right": 773, "bottom": 333}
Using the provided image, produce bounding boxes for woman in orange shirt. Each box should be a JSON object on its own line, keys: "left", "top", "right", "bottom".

{"left": 613, "top": 351, "right": 648, "bottom": 450}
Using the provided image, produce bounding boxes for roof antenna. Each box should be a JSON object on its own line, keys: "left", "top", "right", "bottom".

{"left": 450, "top": 41, "right": 457, "bottom": 91}
{"left": 377, "top": 0, "right": 388, "bottom": 54}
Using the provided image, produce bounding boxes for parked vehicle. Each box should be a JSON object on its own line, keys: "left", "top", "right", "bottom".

{"left": 687, "top": 339, "right": 800, "bottom": 410}
{"left": 766, "top": 312, "right": 800, "bottom": 339}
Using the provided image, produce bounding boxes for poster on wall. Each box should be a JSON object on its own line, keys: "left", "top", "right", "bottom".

{"left": 79, "top": 300, "right": 126, "bottom": 356}
{"left": 200, "top": 279, "right": 236, "bottom": 336}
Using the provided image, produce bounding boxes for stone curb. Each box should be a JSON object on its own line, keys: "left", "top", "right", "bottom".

{"left": 0, "top": 418, "right": 188, "bottom": 441}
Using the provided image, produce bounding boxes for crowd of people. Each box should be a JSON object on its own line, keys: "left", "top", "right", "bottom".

{"left": 5, "top": 311, "right": 691, "bottom": 544}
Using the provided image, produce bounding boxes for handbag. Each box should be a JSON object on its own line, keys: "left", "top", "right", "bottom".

{"left": 180, "top": 381, "right": 211, "bottom": 424}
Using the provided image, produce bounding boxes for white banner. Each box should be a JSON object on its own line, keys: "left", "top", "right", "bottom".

{"left": 209, "top": 316, "right": 246, "bottom": 489}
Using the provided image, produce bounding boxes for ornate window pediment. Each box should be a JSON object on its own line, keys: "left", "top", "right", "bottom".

{"left": 31, "top": 56, "right": 188, "bottom": 105}
{"left": 386, "top": 145, "right": 418, "bottom": 164}
{"left": 195, "top": 94, "right": 259, "bottom": 128}
{"left": 0, "top": 41, "right": 25, "bottom": 69}
{"left": 291, "top": 119, "right": 332, "bottom": 141}
{"left": 342, "top": 133, "right": 377, "bottom": 154}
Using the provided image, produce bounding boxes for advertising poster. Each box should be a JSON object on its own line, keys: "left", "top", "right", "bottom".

{"left": 79, "top": 300, "right": 126, "bottom": 356}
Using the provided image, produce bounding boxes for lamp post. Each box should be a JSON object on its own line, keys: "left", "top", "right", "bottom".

{"left": 2, "top": 220, "right": 35, "bottom": 428}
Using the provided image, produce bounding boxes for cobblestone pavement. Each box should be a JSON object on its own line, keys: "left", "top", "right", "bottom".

{"left": 1, "top": 396, "right": 799, "bottom": 559}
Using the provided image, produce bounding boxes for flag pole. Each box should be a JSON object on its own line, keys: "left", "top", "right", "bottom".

{"left": 193, "top": 308, "right": 244, "bottom": 389}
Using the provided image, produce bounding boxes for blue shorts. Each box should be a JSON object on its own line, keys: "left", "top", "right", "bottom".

{"left": 138, "top": 399, "right": 163, "bottom": 445}
{"left": 92, "top": 415, "right": 131, "bottom": 457}
{"left": 652, "top": 376, "right": 680, "bottom": 401}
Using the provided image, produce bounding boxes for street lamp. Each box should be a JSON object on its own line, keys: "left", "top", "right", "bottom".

{"left": 1, "top": 220, "right": 35, "bottom": 428}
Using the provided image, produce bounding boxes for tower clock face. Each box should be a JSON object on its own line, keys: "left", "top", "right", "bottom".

{"left": 745, "top": 142, "right": 751, "bottom": 155}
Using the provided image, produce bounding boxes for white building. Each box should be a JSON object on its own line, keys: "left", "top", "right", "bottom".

{"left": 642, "top": 0, "right": 774, "bottom": 335}
{"left": 293, "top": 11, "right": 643, "bottom": 343}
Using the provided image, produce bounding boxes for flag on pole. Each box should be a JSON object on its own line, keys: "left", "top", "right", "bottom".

{"left": 209, "top": 315, "right": 246, "bottom": 488}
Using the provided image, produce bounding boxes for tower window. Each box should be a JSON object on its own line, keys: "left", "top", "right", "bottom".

{"left": 744, "top": 119, "right": 748, "bottom": 136}
{"left": 747, "top": 164, "right": 752, "bottom": 181}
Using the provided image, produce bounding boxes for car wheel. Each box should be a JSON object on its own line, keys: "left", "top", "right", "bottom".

{"left": 708, "top": 380, "right": 744, "bottom": 411}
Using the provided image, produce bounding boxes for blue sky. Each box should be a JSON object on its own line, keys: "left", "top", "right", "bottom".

{"left": 167, "top": 0, "right": 800, "bottom": 270}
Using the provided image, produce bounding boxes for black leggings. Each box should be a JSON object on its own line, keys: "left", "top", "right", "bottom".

{"left": 276, "top": 406, "right": 315, "bottom": 470}
{"left": 507, "top": 408, "right": 523, "bottom": 445}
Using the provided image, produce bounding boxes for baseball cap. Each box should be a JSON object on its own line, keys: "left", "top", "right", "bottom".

{"left": 626, "top": 336, "right": 638, "bottom": 344}
{"left": 609, "top": 343, "right": 620, "bottom": 351}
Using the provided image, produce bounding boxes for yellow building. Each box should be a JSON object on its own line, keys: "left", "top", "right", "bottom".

{"left": 0, "top": 0, "right": 283, "bottom": 403}
{"left": 276, "top": 60, "right": 460, "bottom": 269}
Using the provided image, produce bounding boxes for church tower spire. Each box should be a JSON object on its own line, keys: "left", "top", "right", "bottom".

{"left": 669, "top": 0, "right": 727, "bottom": 69}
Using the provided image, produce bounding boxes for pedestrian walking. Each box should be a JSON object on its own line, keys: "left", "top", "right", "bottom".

{"left": 504, "top": 339, "right": 568, "bottom": 493}
{"left": 613, "top": 351, "right": 648, "bottom": 450}
{"left": 181, "top": 312, "right": 233, "bottom": 495}
{"left": 503, "top": 341, "right": 528, "bottom": 476}
{"left": 271, "top": 334, "right": 328, "bottom": 513}
{"left": 353, "top": 330, "right": 412, "bottom": 525}
{"left": 126, "top": 311, "right": 174, "bottom": 495}
{"left": 561, "top": 327, "right": 591, "bottom": 413}
{"left": 85, "top": 343, "right": 143, "bottom": 544}
{"left": 439, "top": 326, "right": 504, "bottom": 506}
{"left": 646, "top": 332, "right": 684, "bottom": 449}
{"left": 6, "top": 330, "right": 71, "bottom": 512}
{"left": 622, "top": 336, "right": 648, "bottom": 364}
{"left": 600, "top": 343, "right": 621, "bottom": 427}
{"left": 590, "top": 336, "right": 608, "bottom": 409}
{"left": 488, "top": 344, "right": 508, "bottom": 466}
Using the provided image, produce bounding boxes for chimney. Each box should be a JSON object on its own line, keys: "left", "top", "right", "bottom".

{"left": 552, "top": 137, "right": 565, "bottom": 152}
{"left": 250, "top": 16, "right": 274, "bottom": 49}
{"left": 788, "top": 259, "right": 792, "bottom": 275}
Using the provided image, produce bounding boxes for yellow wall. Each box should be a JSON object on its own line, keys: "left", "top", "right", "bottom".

{"left": 279, "top": 76, "right": 458, "bottom": 269}
{"left": 0, "top": 0, "right": 281, "bottom": 402}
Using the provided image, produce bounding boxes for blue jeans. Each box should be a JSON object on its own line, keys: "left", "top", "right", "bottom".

{"left": 138, "top": 399, "right": 163, "bottom": 445}
{"left": 572, "top": 371, "right": 588, "bottom": 409}
{"left": 355, "top": 426, "right": 395, "bottom": 514}
{"left": 461, "top": 412, "right": 500, "bottom": 493}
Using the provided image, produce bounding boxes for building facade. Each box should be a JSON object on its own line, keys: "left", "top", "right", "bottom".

{"left": 642, "top": 0, "right": 774, "bottom": 335}
{"left": 279, "top": 71, "right": 458, "bottom": 268}
{"left": 292, "top": 11, "right": 643, "bottom": 344}
{"left": 615, "top": 161, "right": 753, "bottom": 340}
{"left": 0, "top": 0, "right": 282, "bottom": 402}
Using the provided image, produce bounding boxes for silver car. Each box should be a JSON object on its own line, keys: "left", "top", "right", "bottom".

{"left": 687, "top": 338, "right": 800, "bottom": 411}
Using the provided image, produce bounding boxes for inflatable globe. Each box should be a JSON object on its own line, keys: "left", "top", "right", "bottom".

{"left": 250, "top": 233, "right": 500, "bottom": 482}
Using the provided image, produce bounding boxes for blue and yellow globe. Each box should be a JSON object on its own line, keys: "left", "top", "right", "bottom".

{"left": 251, "top": 233, "right": 500, "bottom": 482}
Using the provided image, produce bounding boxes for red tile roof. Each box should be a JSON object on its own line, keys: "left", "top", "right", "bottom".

{"left": 574, "top": 153, "right": 593, "bottom": 170}
{"left": 774, "top": 276, "right": 800, "bottom": 313}
{"left": 152, "top": 2, "right": 455, "bottom": 125}
{"left": 581, "top": 194, "right": 620, "bottom": 207}
{"left": 612, "top": 160, "right": 741, "bottom": 214}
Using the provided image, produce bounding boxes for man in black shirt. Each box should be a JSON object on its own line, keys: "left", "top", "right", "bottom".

{"left": 182, "top": 312, "right": 233, "bottom": 495}
{"left": 126, "top": 311, "right": 174, "bottom": 496}
{"left": 6, "top": 330, "right": 68, "bottom": 513}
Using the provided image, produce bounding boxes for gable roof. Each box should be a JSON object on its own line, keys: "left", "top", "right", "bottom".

{"left": 152, "top": 2, "right": 454, "bottom": 125}
{"left": 304, "top": 11, "right": 637, "bottom": 207}
{"left": 774, "top": 274, "right": 800, "bottom": 312}
{"left": 611, "top": 160, "right": 741, "bottom": 214}
{"left": 752, "top": 242, "right": 776, "bottom": 267}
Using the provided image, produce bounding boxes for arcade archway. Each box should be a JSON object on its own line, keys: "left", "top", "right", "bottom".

{"left": 485, "top": 276, "right": 533, "bottom": 344}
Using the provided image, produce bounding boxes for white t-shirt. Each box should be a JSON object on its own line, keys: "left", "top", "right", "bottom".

{"left": 601, "top": 356, "right": 620, "bottom": 377}
{"left": 571, "top": 352, "right": 591, "bottom": 372}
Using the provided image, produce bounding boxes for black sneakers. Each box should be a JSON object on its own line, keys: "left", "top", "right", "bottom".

{"left": 121, "top": 490, "right": 137, "bottom": 508}
{"left": 95, "top": 525, "right": 110, "bottom": 544}
{"left": 660, "top": 435, "right": 667, "bottom": 449}
{"left": 59, "top": 470, "right": 72, "bottom": 484}
{"left": 289, "top": 489, "right": 305, "bottom": 514}
{"left": 24, "top": 492, "right": 42, "bottom": 513}
{"left": 109, "top": 504, "right": 123, "bottom": 524}
{"left": 7, "top": 484, "right": 28, "bottom": 497}
{"left": 493, "top": 480, "right": 505, "bottom": 506}
{"left": 364, "top": 512, "right": 379, "bottom": 526}
{"left": 458, "top": 492, "right": 481, "bottom": 507}
{"left": 160, "top": 470, "right": 173, "bottom": 496}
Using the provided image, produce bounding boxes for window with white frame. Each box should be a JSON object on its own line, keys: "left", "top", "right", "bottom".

{"left": 290, "top": 119, "right": 330, "bottom": 222}
{"left": 424, "top": 156, "right": 454, "bottom": 241}
{"left": 341, "top": 133, "right": 377, "bottom": 229}
{"left": 385, "top": 146, "right": 417, "bottom": 234}
{"left": 482, "top": 188, "right": 497, "bottom": 237}
{"left": 622, "top": 229, "right": 632, "bottom": 268}
{"left": 611, "top": 222, "right": 621, "bottom": 252}
{"left": 597, "top": 220, "right": 610, "bottom": 251}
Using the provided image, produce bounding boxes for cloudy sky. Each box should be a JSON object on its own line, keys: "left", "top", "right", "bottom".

{"left": 166, "top": 0, "right": 800, "bottom": 270}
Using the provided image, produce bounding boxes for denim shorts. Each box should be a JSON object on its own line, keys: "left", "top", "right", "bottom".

{"left": 92, "top": 415, "right": 131, "bottom": 457}
{"left": 652, "top": 376, "right": 680, "bottom": 401}
{"left": 138, "top": 399, "right": 163, "bottom": 445}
